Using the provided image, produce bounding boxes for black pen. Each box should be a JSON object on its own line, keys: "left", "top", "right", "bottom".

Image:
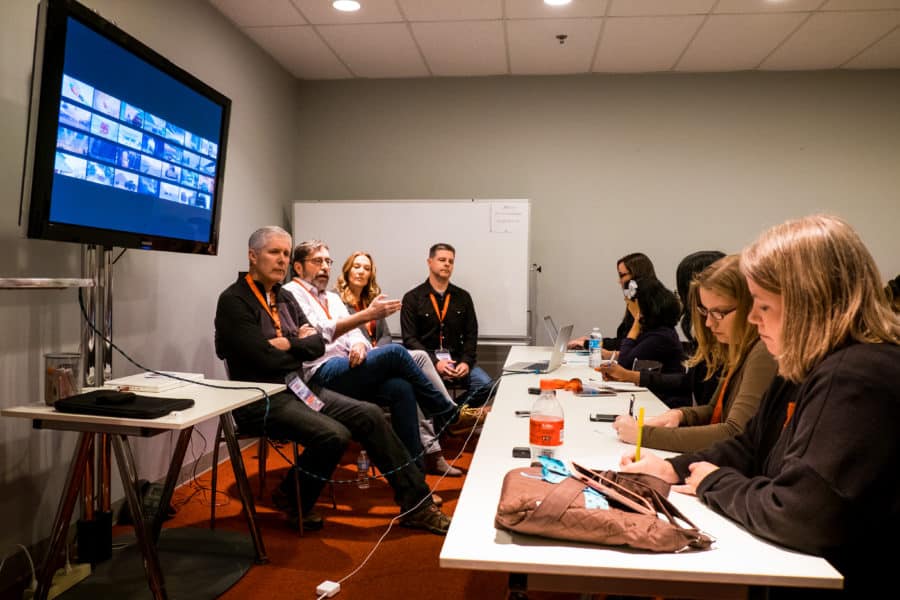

{"left": 515, "top": 410, "right": 531, "bottom": 417}
{"left": 628, "top": 394, "right": 636, "bottom": 418}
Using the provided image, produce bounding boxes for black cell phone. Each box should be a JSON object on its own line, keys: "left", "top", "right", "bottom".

{"left": 512, "top": 446, "right": 531, "bottom": 458}
{"left": 589, "top": 413, "right": 617, "bottom": 423}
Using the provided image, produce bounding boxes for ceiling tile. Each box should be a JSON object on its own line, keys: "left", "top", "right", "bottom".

{"left": 318, "top": 23, "right": 430, "bottom": 78}
{"left": 290, "top": 0, "right": 402, "bottom": 25}
{"left": 844, "top": 26, "right": 900, "bottom": 67}
{"left": 243, "top": 25, "right": 351, "bottom": 79}
{"left": 399, "top": 0, "right": 503, "bottom": 22}
{"left": 677, "top": 13, "right": 807, "bottom": 71}
{"left": 594, "top": 16, "right": 703, "bottom": 72}
{"left": 506, "top": 0, "right": 609, "bottom": 19}
{"left": 822, "top": 0, "right": 900, "bottom": 10}
{"left": 507, "top": 18, "right": 603, "bottom": 75}
{"left": 412, "top": 21, "right": 508, "bottom": 76}
{"left": 715, "top": 0, "right": 824, "bottom": 13}
{"left": 608, "top": 0, "right": 714, "bottom": 17}
{"left": 210, "top": 0, "right": 306, "bottom": 27}
{"left": 762, "top": 11, "right": 900, "bottom": 69}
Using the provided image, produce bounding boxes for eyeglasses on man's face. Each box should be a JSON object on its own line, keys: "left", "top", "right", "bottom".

{"left": 697, "top": 305, "right": 737, "bottom": 321}
{"left": 305, "top": 257, "right": 333, "bottom": 267}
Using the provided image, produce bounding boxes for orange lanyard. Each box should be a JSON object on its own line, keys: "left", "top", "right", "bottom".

{"left": 245, "top": 274, "right": 282, "bottom": 337}
{"left": 356, "top": 301, "right": 377, "bottom": 343}
{"left": 710, "top": 372, "right": 733, "bottom": 424}
{"left": 429, "top": 292, "right": 451, "bottom": 349}
{"left": 783, "top": 401, "right": 796, "bottom": 429}
{"left": 296, "top": 278, "right": 331, "bottom": 319}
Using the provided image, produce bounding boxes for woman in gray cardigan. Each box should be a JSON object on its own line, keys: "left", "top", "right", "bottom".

{"left": 612, "top": 255, "right": 776, "bottom": 453}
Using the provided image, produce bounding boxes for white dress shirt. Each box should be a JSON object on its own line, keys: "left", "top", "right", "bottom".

{"left": 282, "top": 277, "right": 371, "bottom": 379}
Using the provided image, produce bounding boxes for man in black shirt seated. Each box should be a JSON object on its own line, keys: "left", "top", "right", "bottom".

{"left": 214, "top": 226, "right": 450, "bottom": 534}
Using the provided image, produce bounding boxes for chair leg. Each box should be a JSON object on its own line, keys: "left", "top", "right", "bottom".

{"left": 258, "top": 436, "right": 268, "bottom": 498}
{"left": 292, "top": 442, "right": 303, "bottom": 537}
{"left": 210, "top": 420, "right": 223, "bottom": 529}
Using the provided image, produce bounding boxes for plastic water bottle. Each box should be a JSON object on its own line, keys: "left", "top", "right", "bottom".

{"left": 530, "top": 380, "right": 565, "bottom": 459}
{"left": 357, "top": 450, "right": 370, "bottom": 489}
{"left": 588, "top": 327, "right": 603, "bottom": 368}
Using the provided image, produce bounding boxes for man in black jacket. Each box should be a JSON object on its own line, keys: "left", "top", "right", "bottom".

{"left": 214, "top": 226, "right": 450, "bottom": 534}
{"left": 401, "top": 243, "right": 493, "bottom": 408}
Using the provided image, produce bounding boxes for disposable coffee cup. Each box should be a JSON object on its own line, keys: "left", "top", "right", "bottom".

{"left": 45, "top": 352, "right": 82, "bottom": 406}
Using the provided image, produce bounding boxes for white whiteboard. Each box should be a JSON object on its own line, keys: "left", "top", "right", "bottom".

{"left": 292, "top": 199, "right": 531, "bottom": 340}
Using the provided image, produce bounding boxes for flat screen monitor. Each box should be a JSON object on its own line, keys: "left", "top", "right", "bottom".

{"left": 20, "top": 0, "right": 231, "bottom": 254}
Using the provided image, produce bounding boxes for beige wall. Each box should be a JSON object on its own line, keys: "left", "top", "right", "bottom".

{"left": 293, "top": 72, "right": 900, "bottom": 344}
{"left": 0, "top": 0, "right": 297, "bottom": 558}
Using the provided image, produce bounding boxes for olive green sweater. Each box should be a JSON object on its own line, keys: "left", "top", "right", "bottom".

{"left": 640, "top": 339, "right": 776, "bottom": 453}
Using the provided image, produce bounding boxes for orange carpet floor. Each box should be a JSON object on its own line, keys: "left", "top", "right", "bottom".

{"left": 160, "top": 434, "right": 610, "bottom": 600}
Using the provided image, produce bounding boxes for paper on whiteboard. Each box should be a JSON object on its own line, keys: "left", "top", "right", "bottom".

{"left": 490, "top": 202, "right": 526, "bottom": 234}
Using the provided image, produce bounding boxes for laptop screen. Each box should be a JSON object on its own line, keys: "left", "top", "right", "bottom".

{"left": 543, "top": 315, "right": 558, "bottom": 342}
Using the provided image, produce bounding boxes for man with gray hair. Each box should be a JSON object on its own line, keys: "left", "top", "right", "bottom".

{"left": 214, "top": 226, "right": 451, "bottom": 534}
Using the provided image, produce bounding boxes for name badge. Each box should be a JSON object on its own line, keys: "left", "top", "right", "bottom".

{"left": 285, "top": 371, "right": 324, "bottom": 412}
{"left": 435, "top": 350, "right": 453, "bottom": 363}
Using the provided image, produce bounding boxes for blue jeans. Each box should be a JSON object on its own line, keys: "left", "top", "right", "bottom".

{"left": 450, "top": 365, "right": 494, "bottom": 408}
{"left": 310, "top": 344, "right": 457, "bottom": 460}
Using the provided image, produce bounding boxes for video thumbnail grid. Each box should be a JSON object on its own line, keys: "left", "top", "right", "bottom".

{"left": 54, "top": 73, "right": 218, "bottom": 210}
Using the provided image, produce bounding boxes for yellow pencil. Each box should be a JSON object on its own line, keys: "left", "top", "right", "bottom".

{"left": 634, "top": 407, "right": 645, "bottom": 461}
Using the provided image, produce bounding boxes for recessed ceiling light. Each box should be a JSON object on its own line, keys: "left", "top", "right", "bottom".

{"left": 333, "top": 0, "right": 361, "bottom": 12}
{"left": 544, "top": 0, "right": 572, "bottom": 6}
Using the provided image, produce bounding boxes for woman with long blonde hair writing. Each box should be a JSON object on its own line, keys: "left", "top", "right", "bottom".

{"left": 621, "top": 215, "right": 900, "bottom": 597}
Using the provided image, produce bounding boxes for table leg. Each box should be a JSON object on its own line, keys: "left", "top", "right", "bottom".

{"left": 111, "top": 434, "right": 167, "bottom": 600}
{"left": 220, "top": 413, "right": 268, "bottom": 564}
{"left": 149, "top": 428, "right": 193, "bottom": 543}
{"left": 34, "top": 432, "right": 93, "bottom": 600}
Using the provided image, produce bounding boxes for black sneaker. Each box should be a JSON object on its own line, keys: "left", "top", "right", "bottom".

{"left": 271, "top": 487, "right": 297, "bottom": 512}
{"left": 286, "top": 510, "right": 324, "bottom": 532}
{"left": 400, "top": 503, "right": 451, "bottom": 535}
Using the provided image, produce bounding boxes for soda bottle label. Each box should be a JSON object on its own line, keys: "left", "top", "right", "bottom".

{"left": 529, "top": 414, "right": 564, "bottom": 446}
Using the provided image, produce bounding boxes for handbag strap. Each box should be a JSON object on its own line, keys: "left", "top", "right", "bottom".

{"left": 610, "top": 471, "right": 703, "bottom": 532}
{"left": 527, "top": 476, "right": 586, "bottom": 522}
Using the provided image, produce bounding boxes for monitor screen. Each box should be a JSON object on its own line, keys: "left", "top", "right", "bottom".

{"left": 21, "top": 0, "right": 231, "bottom": 254}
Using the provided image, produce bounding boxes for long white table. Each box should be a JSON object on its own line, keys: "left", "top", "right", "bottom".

{"left": 440, "top": 347, "right": 843, "bottom": 598}
{"left": 2, "top": 379, "right": 285, "bottom": 600}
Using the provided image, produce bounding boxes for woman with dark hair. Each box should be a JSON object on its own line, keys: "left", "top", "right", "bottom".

{"left": 676, "top": 251, "right": 726, "bottom": 345}
{"left": 886, "top": 274, "right": 900, "bottom": 313}
{"left": 568, "top": 252, "right": 657, "bottom": 351}
{"left": 621, "top": 215, "right": 900, "bottom": 597}
{"left": 613, "top": 276, "right": 684, "bottom": 385}
{"left": 601, "top": 250, "right": 725, "bottom": 408}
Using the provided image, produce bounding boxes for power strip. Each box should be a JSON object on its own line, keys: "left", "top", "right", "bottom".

{"left": 316, "top": 580, "right": 341, "bottom": 598}
{"left": 22, "top": 564, "right": 91, "bottom": 600}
